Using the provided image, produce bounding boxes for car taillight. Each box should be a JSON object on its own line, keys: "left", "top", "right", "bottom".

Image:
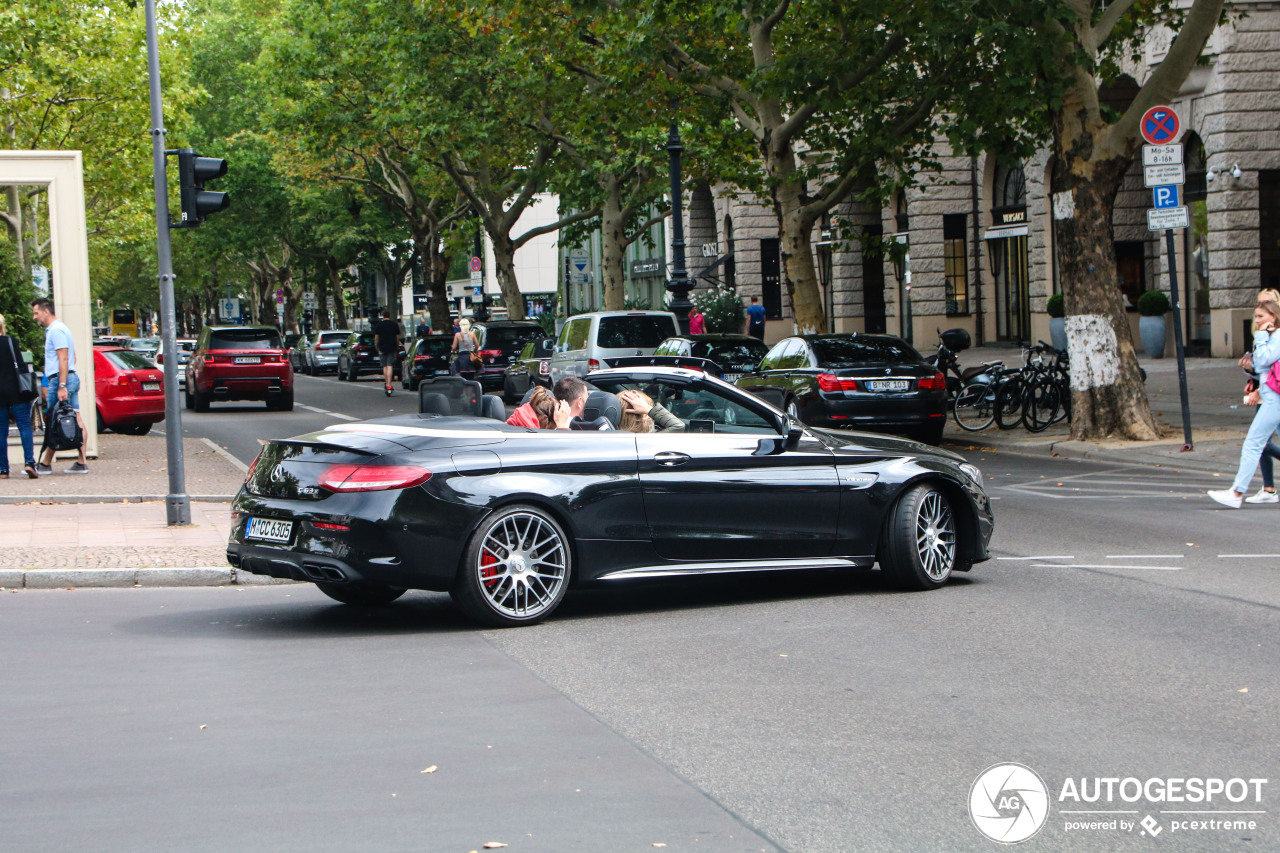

{"left": 318, "top": 464, "right": 433, "bottom": 492}
{"left": 816, "top": 373, "right": 859, "bottom": 392}
{"left": 355, "top": 346, "right": 369, "bottom": 353}
{"left": 479, "top": 349, "right": 501, "bottom": 359}
{"left": 312, "top": 521, "right": 350, "bottom": 531}
{"left": 117, "top": 374, "right": 132, "bottom": 386}
{"left": 917, "top": 372, "right": 947, "bottom": 390}
{"left": 204, "top": 355, "right": 219, "bottom": 363}
{"left": 587, "top": 358, "right": 600, "bottom": 372}
{"left": 414, "top": 355, "right": 433, "bottom": 362}
{"left": 244, "top": 453, "right": 262, "bottom": 484}
{"left": 538, "top": 362, "right": 549, "bottom": 375}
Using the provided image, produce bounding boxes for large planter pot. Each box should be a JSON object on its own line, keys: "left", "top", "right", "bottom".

{"left": 1139, "top": 315, "right": 1167, "bottom": 359}
{"left": 1049, "top": 317, "right": 1067, "bottom": 353}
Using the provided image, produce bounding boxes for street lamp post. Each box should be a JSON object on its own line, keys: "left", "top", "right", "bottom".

{"left": 664, "top": 122, "right": 693, "bottom": 335}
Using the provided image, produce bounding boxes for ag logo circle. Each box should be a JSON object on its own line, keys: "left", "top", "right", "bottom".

{"left": 969, "top": 763, "right": 1049, "bottom": 843}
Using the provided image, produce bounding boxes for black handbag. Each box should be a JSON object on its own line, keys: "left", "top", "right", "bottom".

{"left": 8, "top": 338, "right": 36, "bottom": 402}
{"left": 47, "top": 400, "right": 83, "bottom": 451}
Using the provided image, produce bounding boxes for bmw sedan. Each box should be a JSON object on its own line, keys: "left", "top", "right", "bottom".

{"left": 227, "top": 367, "right": 992, "bottom": 627}
{"left": 736, "top": 334, "right": 948, "bottom": 444}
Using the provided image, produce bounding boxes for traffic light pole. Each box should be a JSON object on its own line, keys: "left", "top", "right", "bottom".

{"left": 145, "top": 0, "right": 190, "bottom": 526}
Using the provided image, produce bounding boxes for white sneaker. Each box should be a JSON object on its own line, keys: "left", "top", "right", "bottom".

{"left": 1208, "top": 489, "right": 1243, "bottom": 509}
{"left": 1244, "top": 489, "right": 1279, "bottom": 504}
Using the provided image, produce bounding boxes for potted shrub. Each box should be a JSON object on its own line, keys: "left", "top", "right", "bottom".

{"left": 1046, "top": 293, "right": 1067, "bottom": 352}
{"left": 1137, "top": 289, "right": 1171, "bottom": 359}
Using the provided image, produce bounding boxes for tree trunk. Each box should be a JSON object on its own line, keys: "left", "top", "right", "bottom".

{"left": 1053, "top": 127, "right": 1159, "bottom": 441}
{"left": 325, "top": 257, "right": 350, "bottom": 329}
{"left": 491, "top": 235, "right": 526, "bottom": 320}
{"left": 426, "top": 248, "right": 453, "bottom": 334}
{"left": 764, "top": 148, "right": 826, "bottom": 333}
{"left": 600, "top": 178, "right": 628, "bottom": 311}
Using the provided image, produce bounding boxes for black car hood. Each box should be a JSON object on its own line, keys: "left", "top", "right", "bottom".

{"left": 814, "top": 426, "right": 965, "bottom": 463}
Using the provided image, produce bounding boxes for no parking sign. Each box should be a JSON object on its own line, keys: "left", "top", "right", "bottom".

{"left": 1140, "top": 106, "right": 1180, "bottom": 145}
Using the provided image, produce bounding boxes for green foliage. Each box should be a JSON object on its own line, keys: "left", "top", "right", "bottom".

{"left": 0, "top": 240, "right": 40, "bottom": 354}
{"left": 1046, "top": 293, "right": 1065, "bottom": 319}
{"left": 693, "top": 286, "right": 743, "bottom": 334}
{"left": 536, "top": 313, "right": 557, "bottom": 338}
{"left": 1137, "top": 290, "right": 1170, "bottom": 316}
{"left": 622, "top": 295, "right": 653, "bottom": 311}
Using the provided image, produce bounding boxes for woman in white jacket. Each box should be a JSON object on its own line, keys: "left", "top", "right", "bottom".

{"left": 1209, "top": 299, "right": 1280, "bottom": 508}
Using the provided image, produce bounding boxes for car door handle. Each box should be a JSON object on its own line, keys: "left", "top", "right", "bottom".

{"left": 654, "top": 452, "right": 690, "bottom": 467}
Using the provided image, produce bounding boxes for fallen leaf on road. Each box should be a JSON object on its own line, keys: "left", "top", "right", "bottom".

{"left": 483, "top": 844, "right": 508, "bottom": 849}
{"left": 199, "top": 724, "right": 207, "bottom": 730}
{"left": 421, "top": 766, "right": 438, "bottom": 774}
{"left": 1239, "top": 688, "right": 1249, "bottom": 693}
{"left": 654, "top": 844, "right": 668, "bottom": 848}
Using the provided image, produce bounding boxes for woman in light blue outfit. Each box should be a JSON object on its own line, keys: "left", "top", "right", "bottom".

{"left": 1208, "top": 299, "right": 1280, "bottom": 508}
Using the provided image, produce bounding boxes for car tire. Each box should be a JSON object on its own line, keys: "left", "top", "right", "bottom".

{"left": 184, "top": 381, "right": 195, "bottom": 410}
{"left": 305, "top": 360, "right": 314, "bottom": 376}
{"left": 879, "top": 483, "right": 957, "bottom": 591}
{"left": 95, "top": 409, "right": 107, "bottom": 434}
{"left": 450, "top": 504, "right": 572, "bottom": 627}
{"left": 786, "top": 397, "right": 801, "bottom": 421}
{"left": 916, "top": 423, "right": 945, "bottom": 445}
{"left": 336, "top": 359, "right": 347, "bottom": 381}
{"left": 119, "top": 423, "right": 151, "bottom": 436}
{"left": 314, "top": 581, "right": 406, "bottom": 606}
{"left": 193, "top": 386, "right": 210, "bottom": 413}
{"left": 268, "top": 388, "right": 294, "bottom": 412}
{"left": 347, "top": 362, "right": 359, "bottom": 382}
{"left": 502, "top": 376, "right": 518, "bottom": 404}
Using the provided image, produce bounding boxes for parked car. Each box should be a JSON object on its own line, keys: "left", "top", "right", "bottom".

{"left": 93, "top": 346, "right": 165, "bottom": 435}
{"left": 298, "top": 329, "right": 352, "bottom": 375}
{"left": 284, "top": 333, "right": 305, "bottom": 370}
{"left": 336, "top": 332, "right": 404, "bottom": 382}
{"left": 502, "top": 338, "right": 556, "bottom": 401}
{"left": 547, "top": 310, "right": 680, "bottom": 383}
{"left": 155, "top": 338, "right": 196, "bottom": 384}
{"left": 400, "top": 334, "right": 454, "bottom": 390}
{"left": 185, "top": 325, "right": 293, "bottom": 412}
{"left": 627, "top": 333, "right": 771, "bottom": 382}
{"left": 467, "top": 320, "right": 547, "bottom": 392}
{"left": 125, "top": 337, "right": 161, "bottom": 359}
{"left": 735, "top": 333, "right": 948, "bottom": 444}
{"left": 228, "top": 365, "right": 992, "bottom": 626}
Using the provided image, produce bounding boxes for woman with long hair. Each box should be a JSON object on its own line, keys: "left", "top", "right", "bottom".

{"left": 451, "top": 317, "right": 480, "bottom": 377}
{"left": 1209, "top": 299, "right": 1280, "bottom": 508}
{"left": 0, "top": 314, "right": 38, "bottom": 479}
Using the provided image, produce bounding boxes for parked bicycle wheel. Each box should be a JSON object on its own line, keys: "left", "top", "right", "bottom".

{"left": 1022, "top": 374, "right": 1063, "bottom": 432}
{"left": 953, "top": 381, "right": 995, "bottom": 431}
{"left": 993, "top": 374, "right": 1026, "bottom": 430}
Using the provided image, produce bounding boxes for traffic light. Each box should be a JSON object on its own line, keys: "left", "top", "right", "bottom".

{"left": 176, "top": 148, "right": 230, "bottom": 227}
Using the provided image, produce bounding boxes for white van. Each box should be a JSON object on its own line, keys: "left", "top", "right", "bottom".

{"left": 548, "top": 310, "right": 680, "bottom": 383}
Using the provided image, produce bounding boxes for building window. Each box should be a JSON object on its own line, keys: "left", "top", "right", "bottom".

{"left": 943, "top": 213, "right": 969, "bottom": 315}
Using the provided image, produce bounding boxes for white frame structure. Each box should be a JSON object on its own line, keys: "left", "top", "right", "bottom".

{"left": 1, "top": 151, "right": 98, "bottom": 458}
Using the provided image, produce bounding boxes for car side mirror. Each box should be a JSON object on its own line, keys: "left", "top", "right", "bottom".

{"left": 785, "top": 426, "right": 803, "bottom": 450}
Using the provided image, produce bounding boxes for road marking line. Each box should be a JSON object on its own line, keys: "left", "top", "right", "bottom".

{"left": 328, "top": 413, "right": 359, "bottom": 421}
{"left": 200, "top": 437, "right": 249, "bottom": 473}
{"left": 997, "top": 556, "right": 1074, "bottom": 560}
{"left": 297, "top": 404, "right": 330, "bottom": 414}
{"left": 1218, "top": 554, "right": 1280, "bottom": 559}
{"left": 1104, "top": 555, "right": 1183, "bottom": 559}
{"left": 1033, "top": 563, "right": 1182, "bottom": 571}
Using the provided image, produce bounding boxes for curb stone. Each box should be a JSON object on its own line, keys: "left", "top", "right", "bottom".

{"left": 2, "top": 568, "right": 298, "bottom": 589}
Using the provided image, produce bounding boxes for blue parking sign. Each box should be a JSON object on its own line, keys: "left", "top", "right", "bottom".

{"left": 1152, "top": 185, "right": 1179, "bottom": 209}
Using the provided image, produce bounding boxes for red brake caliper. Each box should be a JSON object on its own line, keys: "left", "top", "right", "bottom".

{"left": 480, "top": 551, "right": 500, "bottom": 588}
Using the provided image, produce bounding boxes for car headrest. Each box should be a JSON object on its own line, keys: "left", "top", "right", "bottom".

{"left": 418, "top": 392, "right": 451, "bottom": 417}
{"left": 569, "top": 416, "right": 615, "bottom": 431}
{"left": 480, "top": 394, "right": 506, "bottom": 421}
{"left": 420, "top": 376, "right": 482, "bottom": 415}
{"left": 581, "top": 390, "right": 621, "bottom": 430}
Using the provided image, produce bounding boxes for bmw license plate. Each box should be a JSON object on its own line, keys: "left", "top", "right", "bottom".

{"left": 246, "top": 517, "right": 294, "bottom": 543}
{"left": 142, "top": 382, "right": 160, "bottom": 391}
{"left": 867, "top": 379, "right": 910, "bottom": 392}
{"left": 235, "top": 356, "right": 260, "bottom": 364}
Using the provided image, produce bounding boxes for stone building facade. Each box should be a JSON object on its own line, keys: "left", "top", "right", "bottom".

{"left": 681, "top": 3, "right": 1279, "bottom": 357}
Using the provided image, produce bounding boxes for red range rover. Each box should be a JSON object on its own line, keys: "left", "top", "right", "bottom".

{"left": 185, "top": 326, "right": 294, "bottom": 412}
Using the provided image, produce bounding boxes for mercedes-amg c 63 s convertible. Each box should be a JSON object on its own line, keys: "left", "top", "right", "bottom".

{"left": 227, "top": 367, "right": 993, "bottom": 626}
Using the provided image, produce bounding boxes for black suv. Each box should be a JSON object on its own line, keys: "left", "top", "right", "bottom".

{"left": 400, "top": 334, "right": 455, "bottom": 391}
{"left": 468, "top": 320, "right": 546, "bottom": 392}
{"left": 336, "top": 331, "right": 404, "bottom": 382}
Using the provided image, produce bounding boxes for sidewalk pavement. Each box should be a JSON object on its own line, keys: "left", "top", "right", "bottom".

{"left": 1, "top": 352, "right": 1262, "bottom": 589}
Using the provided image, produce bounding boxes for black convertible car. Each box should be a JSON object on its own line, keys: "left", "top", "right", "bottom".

{"left": 227, "top": 367, "right": 992, "bottom": 626}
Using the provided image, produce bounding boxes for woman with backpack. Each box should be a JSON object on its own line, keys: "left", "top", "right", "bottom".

{"left": 1209, "top": 298, "right": 1280, "bottom": 508}
{"left": 0, "top": 314, "right": 38, "bottom": 479}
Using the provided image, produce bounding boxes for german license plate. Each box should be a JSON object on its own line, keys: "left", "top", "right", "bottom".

{"left": 867, "top": 379, "right": 910, "bottom": 392}
{"left": 235, "top": 356, "right": 260, "bottom": 364}
{"left": 434, "top": 369, "right": 450, "bottom": 375}
{"left": 246, "top": 517, "right": 294, "bottom": 543}
{"left": 142, "top": 382, "right": 160, "bottom": 391}
{"left": 723, "top": 373, "right": 742, "bottom": 382}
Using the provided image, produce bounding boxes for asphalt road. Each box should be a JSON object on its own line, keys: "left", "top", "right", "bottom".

{"left": 12, "top": 373, "right": 1274, "bottom": 851}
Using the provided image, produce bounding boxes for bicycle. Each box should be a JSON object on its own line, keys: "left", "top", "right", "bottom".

{"left": 1022, "top": 342, "right": 1070, "bottom": 432}
{"left": 952, "top": 361, "right": 1010, "bottom": 431}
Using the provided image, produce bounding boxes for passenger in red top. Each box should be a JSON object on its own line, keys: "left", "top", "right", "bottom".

{"left": 505, "top": 386, "right": 570, "bottom": 429}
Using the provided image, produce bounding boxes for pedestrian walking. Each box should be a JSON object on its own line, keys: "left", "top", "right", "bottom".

{"left": 451, "top": 317, "right": 480, "bottom": 378}
{"left": 0, "top": 314, "right": 38, "bottom": 479}
{"left": 688, "top": 306, "right": 706, "bottom": 335}
{"left": 30, "top": 298, "right": 88, "bottom": 475}
{"left": 1209, "top": 299, "right": 1280, "bottom": 508}
{"left": 371, "top": 309, "right": 401, "bottom": 396}
{"left": 745, "top": 295, "right": 766, "bottom": 341}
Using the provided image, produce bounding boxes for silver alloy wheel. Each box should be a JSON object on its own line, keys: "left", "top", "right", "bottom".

{"left": 914, "top": 490, "right": 956, "bottom": 580}
{"left": 476, "top": 511, "right": 568, "bottom": 619}
{"left": 787, "top": 399, "right": 800, "bottom": 420}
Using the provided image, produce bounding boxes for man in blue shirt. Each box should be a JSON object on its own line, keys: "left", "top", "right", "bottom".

{"left": 745, "top": 295, "right": 767, "bottom": 341}
{"left": 31, "top": 297, "right": 88, "bottom": 474}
